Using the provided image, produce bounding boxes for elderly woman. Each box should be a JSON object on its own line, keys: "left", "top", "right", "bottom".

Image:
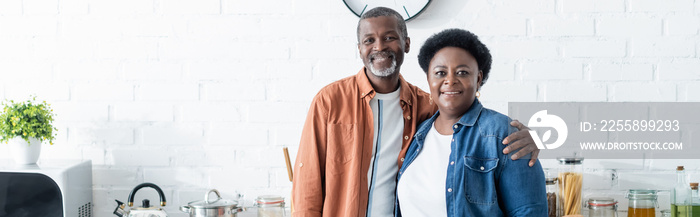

{"left": 395, "top": 29, "right": 547, "bottom": 216}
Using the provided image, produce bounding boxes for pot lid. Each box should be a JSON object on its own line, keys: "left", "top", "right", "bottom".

{"left": 187, "top": 189, "right": 239, "bottom": 209}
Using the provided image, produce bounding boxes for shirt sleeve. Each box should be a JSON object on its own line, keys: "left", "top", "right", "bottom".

{"left": 497, "top": 127, "right": 548, "bottom": 216}
{"left": 291, "top": 93, "right": 328, "bottom": 217}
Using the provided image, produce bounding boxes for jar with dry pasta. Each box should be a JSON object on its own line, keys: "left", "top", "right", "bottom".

{"left": 557, "top": 156, "right": 583, "bottom": 216}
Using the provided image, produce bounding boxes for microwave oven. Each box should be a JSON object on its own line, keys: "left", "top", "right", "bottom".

{"left": 0, "top": 160, "right": 93, "bottom": 217}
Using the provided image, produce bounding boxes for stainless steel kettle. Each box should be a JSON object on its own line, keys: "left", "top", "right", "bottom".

{"left": 113, "top": 182, "right": 168, "bottom": 217}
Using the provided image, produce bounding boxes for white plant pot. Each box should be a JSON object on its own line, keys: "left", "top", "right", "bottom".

{"left": 8, "top": 137, "right": 42, "bottom": 165}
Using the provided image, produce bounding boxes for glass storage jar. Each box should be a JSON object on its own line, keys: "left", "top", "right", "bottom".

{"left": 557, "top": 156, "right": 583, "bottom": 216}
{"left": 626, "top": 189, "right": 658, "bottom": 217}
{"left": 587, "top": 197, "right": 618, "bottom": 217}
{"left": 255, "top": 195, "right": 285, "bottom": 217}
{"left": 546, "top": 177, "right": 559, "bottom": 217}
{"left": 660, "top": 209, "right": 671, "bottom": 217}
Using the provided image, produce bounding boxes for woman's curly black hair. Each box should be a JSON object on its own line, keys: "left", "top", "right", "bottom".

{"left": 418, "top": 28, "right": 492, "bottom": 86}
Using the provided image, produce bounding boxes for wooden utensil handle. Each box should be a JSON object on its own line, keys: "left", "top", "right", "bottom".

{"left": 283, "top": 147, "right": 293, "bottom": 182}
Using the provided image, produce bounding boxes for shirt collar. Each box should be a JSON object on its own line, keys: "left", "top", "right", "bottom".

{"left": 355, "top": 67, "right": 414, "bottom": 106}
{"left": 456, "top": 98, "right": 483, "bottom": 127}
{"left": 415, "top": 98, "right": 483, "bottom": 139}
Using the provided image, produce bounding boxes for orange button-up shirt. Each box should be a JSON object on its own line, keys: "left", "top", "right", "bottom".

{"left": 292, "top": 68, "right": 437, "bottom": 217}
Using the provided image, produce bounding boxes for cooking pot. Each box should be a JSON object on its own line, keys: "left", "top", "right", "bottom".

{"left": 180, "top": 189, "right": 244, "bottom": 217}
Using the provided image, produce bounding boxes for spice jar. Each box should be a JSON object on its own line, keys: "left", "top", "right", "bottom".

{"left": 557, "top": 156, "right": 583, "bottom": 216}
{"left": 587, "top": 197, "right": 618, "bottom": 217}
{"left": 255, "top": 195, "right": 285, "bottom": 217}
{"left": 626, "top": 189, "right": 658, "bottom": 217}
{"left": 546, "top": 177, "right": 559, "bottom": 217}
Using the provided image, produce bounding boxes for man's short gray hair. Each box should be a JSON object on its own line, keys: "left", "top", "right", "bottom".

{"left": 356, "top": 7, "right": 408, "bottom": 43}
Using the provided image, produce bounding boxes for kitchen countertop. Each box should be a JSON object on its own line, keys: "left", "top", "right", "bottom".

{"left": 236, "top": 207, "right": 291, "bottom": 217}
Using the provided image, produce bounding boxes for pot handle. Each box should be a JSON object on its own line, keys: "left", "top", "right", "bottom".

{"left": 179, "top": 205, "right": 191, "bottom": 213}
{"left": 205, "top": 189, "right": 222, "bottom": 203}
{"left": 234, "top": 207, "right": 246, "bottom": 213}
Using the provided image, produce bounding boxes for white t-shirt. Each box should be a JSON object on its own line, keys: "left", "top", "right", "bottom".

{"left": 396, "top": 122, "right": 452, "bottom": 217}
{"left": 366, "top": 88, "right": 404, "bottom": 217}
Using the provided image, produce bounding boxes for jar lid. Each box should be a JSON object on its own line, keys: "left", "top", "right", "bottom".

{"left": 626, "top": 189, "right": 658, "bottom": 200}
{"left": 545, "top": 177, "right": 558, "bottom": 185}
{"left": 677, "top": 166, "right": 685, "bottom": 171}
{"left": 587, "top": 197, "right": 617, "bottom": 207}
{"left": 691, "top": 182, "right": 698, "bottom": 190}
{"left": 557, "top": 156, "right": 584, "bottom": 165}
{"left": 255, "top": 195, "right": 284, "bottom": 204}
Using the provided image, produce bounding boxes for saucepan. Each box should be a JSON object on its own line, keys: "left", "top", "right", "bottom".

{"left": 180, "top": 189, "right": 244, "bottom": 217}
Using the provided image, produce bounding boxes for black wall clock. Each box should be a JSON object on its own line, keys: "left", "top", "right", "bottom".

{"left": 343, "top": 0, "right": 431, "bottom": 21}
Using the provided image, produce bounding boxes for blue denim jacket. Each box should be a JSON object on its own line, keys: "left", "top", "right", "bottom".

{"left": 395, "top": 99, "right": 547, "bottom": 217}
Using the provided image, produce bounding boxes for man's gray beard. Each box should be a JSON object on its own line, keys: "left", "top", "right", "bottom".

{"left": 369, "top": 58, "right": 397, "bottom": 77}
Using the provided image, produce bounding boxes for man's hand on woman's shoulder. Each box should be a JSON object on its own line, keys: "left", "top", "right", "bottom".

{"left": 502, "top": 119, "right": 540, "bottom": 167}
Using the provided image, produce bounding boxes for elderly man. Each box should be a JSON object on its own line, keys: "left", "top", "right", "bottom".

{"left": 292, "top": 7, "right": 540, "bottom": 217}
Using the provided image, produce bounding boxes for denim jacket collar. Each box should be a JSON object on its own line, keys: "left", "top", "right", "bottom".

{"left": 456, "top": 98, "right": 483, "bottom": 127}
{"left": 413, "top": 98, "right": 483, "bottom": 142}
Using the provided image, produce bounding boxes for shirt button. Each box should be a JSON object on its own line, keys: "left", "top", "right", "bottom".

{"left": 453, "top": 125, "right": 458, "bottom": 129}
{"left": 450, "top": 161, "right": 455, "bottom": 165}
{"left": 404, "top": 136, "right": 409, "bottom": 140}
{"left": 451, "top": 139, "right": 454, "bottom": 142}
{"left": 447, "top": 188, "right": 452, "bottom": 192}
{"left": 480, "top": 166, "right": 485, "bottom": 171}
{"left": 299, "top": 163, "right": 304, "bottom": 167}
{"left": 406, "top": 116, "right": 411, "bottom": 120}
{"left": 400, "top": 158, "right": 405, "bottom": 162}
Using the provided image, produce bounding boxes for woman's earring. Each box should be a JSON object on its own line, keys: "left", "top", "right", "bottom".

{"left": 476, "top": 91, "right": 481, "bottom": 98}
{"left": 429, "top": 95, "right": 433, "bottom": 104}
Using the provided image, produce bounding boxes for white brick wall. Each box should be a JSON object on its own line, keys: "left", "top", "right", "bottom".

{"left": 23, "top": 0, "right": 59, "bottom": 15}
{"left": 561, "top": 0, "right": 625, "bottom": 13}
{"left": 523, "top": 62, "right": 583, "bottom": 80}
{"left": 0, "top": 61, "right": 54, "bottom": 80}
{"left": 544, "top": 82, "right": 608, "bottom": 101}
{"left": 633, "top": 38, "right": 696, "bottom": 57}
{"left": 629, "top": 0, "right": 695, "bottom": 12}
{"left": 598, "top": 17, "right": 663, "bottom": 38}
{"left": 590, "top": 63, "right": 653, "bottom": 81}
{"left": 658, "top": 62, "right": 700, "bottom": 80}
{"left": 613, "top": 83, "right": 677, "bottom": 101}
{"left": 74, "top": 83, "right": 134, "bottom": 101}
{"left": 564, "top": 39, "right": 627, "bottom": 58}
{"left": 0, "top": 0, "right": 22, "bottom": 15}
{"left": 531, "top": 17, "right": 594, "bottom": 36}
{"left": 113, "top": 102, "right": 173, "bottom": 122}
{"left": 1, "top": 0, "right": 699, "bottom": 216}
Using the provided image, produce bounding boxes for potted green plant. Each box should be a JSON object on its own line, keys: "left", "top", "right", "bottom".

{"left": 0, "top": 96, "right": 57, "bottom": 164}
